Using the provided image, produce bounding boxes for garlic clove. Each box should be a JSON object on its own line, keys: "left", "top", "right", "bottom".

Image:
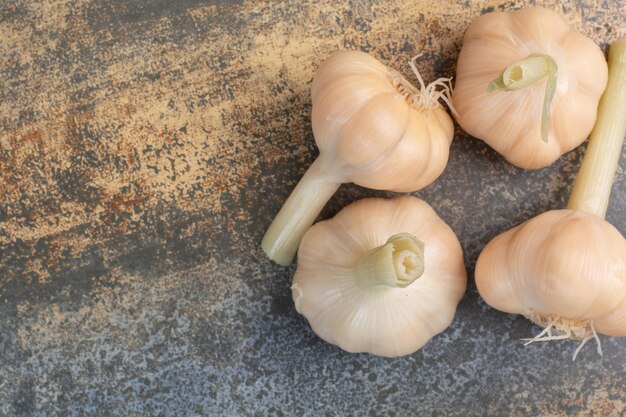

{"left": 550, "top": 88, "right": 601, "bottom": 151}
{"left": 311, "top": 75, "right": 392, "bottom": 151}
{"left": 475, "top": 230, "right": 525, "bottom": 314}
{"left": 595, "top": 298, "right": 626, "bottom": 337}
{"left": 295, "top": 214, "right": 364, "bottom": 270}
{"left": 311, "top": 51, "right": 389, "bottom": 100}
{"left": 347, "top": 106, "right": 453, "bottom": 192}
{"left": 508, "top": 7, "right": 571, "bottom": 43}
{"left": 505, "top": 124, "right": 562, "bottom": 170}
{"left": 336, "top": 92, "right": 410, "bottom": 166}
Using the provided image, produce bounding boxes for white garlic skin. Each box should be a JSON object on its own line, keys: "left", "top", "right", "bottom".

{"left": 453, "top": 7, "right": 608, "bottom": 169}
{"left": 476, "top": 210, "right": 626, "bottom": 336}
{"left": 311, "top": 51, "right": 454, "bottom": 191}
{"left": 292, "top": 196, "right": 467, "bottom": 357}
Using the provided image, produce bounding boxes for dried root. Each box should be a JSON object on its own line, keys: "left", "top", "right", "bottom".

{"left": 392, "top": 54, "right": 457, "bottom": 116}
{"left": 522, "top": 310, "right": 603, "bottom": 361}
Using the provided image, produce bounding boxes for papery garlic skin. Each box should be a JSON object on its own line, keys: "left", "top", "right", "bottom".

{"left": 263, "top": 51, "right": 455, "bottom": 265}
{"left": 292, "top": 196, "right": 466, "bottom": 357}
{"left": 476, "top": 210, "right": 626, "bottom": 337}
{"left": 453, "top": 7, "right": 608, "bottom": 169}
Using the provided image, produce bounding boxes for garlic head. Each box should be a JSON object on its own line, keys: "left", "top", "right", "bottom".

{"left": 311, "top": 51, "right": 454, "bottom": 191}
{"left": 292, "top": 196, "right": 467, "bottom": 357}
{"left": 476, "top": 210, "right": 626, "bottom": 338}
{"left": 453, "top": 7, "right": 608, "bottom": 169}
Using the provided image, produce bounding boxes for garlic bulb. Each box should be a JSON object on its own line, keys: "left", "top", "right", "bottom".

{"left": 475, "top": 40, "right": 626, "bottom": 359}
{"left": 453, "top": 7, "right": 608, "bottom": 169}
{"left": 476, "top": 210, "right": 626, "bottom": 338}
{"left": 292, "top": 196, "right": 466, "bottom": 357}
{"left": 262, "top": 51, "right": 455, "bottom": 265}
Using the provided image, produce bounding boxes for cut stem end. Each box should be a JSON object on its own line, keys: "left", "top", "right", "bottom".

{"left": 487, "top": 54, "right": 558, "bottom": 142}
{"left": 355, "top": 233, "right": 425, "bottom": 289}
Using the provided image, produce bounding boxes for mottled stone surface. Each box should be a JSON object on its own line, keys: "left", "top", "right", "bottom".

{"left": 1, "top": 0, "right": 625, "bottom": 416}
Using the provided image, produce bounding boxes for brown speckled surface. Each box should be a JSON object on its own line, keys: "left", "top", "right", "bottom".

{"left": 1, "top": 1, "right": 625, "bottom": 416}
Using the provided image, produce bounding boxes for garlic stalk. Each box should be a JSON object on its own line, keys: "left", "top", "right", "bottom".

{"left": 475, "top": 40, "right": 626, "bottom": 359}
{"left": 263, "top": 51, "right": 455, "bottom": 265}
{"left": 262, "top": 159, "right": 340, "bottom": 266}
{"left": 292, "top": 196, "right": 466, "bottom": 357}
{"left": 453, "top": 7, "right": 608, "bottom": 169}
{"left": 567, "top": 40, "right": 626, "bottom": 218}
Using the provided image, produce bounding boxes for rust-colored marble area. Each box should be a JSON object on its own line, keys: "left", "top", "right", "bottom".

{"left": 1, "top": 1, "right": 625, "bottom": 415}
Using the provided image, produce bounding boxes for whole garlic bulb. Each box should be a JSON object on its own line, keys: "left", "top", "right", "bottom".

{"left": 292, "top": 196, "right": 466, "bottom": 357}
{"left": 262, "top": 51, "right": 455, "bottom": 265}
{"left": 311, "top": 51, "right": 454, "bottom": 191}
{"left": 453, "top": 7, "right": 608, "bottom": 169}
{"left": 476, "top": 210, "right": 626, "bottom": 338}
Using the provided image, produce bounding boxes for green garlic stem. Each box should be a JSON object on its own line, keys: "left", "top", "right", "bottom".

{"left": 488, "top": 54, "right": 558, "bottom": 142}
{"left": 262, "top": 158, "right": 340, "bottom": 266}
{"left": 567, "top": 40, "right": 626, "bottom": 218}
{"left": 355, "top": 233, "right": 425, "bottom": 288}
